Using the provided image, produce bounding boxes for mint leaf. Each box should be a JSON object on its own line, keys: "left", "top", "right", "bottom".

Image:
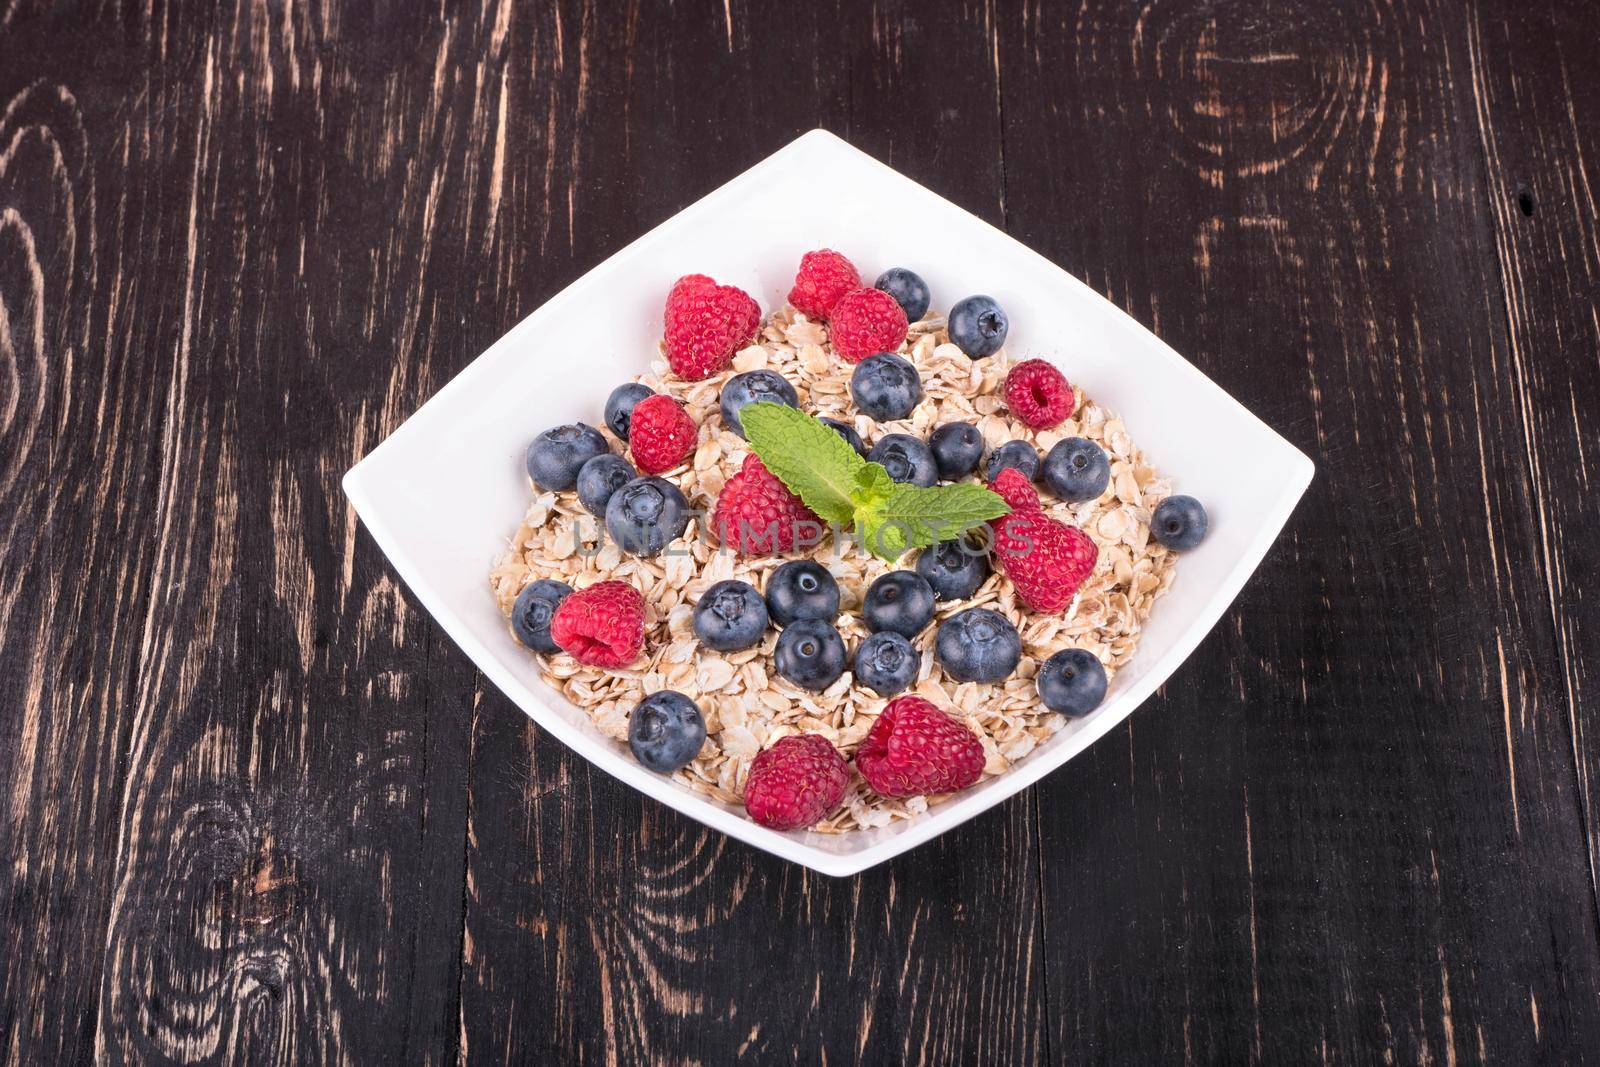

{"left": 850, "top": 464, "right": 901, "bottom": 559}
{"left": 859, "top": 513, "right": 913, "bottom": 559}
{"left": 853, "top": 463, "right": 896, "bottom": 511}
{"left": 737, "top": 401, "right": 1009, "bottom": 563}
{"left": 740, "top": 403, "right": 863, "bottom": 524}
{"left": 871, "top": 482, "right": 1011, "bottom": 558}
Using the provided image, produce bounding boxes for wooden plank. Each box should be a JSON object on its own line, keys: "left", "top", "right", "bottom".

{"left": 999, "top": 1, "right": 1600, "bottom": 1061}
{"left": 0, "top": 30, "right": 138, "bottom": 1063}
{"left": 454, "top": 1, "right": 1050, "bottom": 1063}
{"left": 1465, "top": 0, "right": 1600, "bottom": 931}
{"left": 0, "top": 4, "right": 499, "bottom": 1062}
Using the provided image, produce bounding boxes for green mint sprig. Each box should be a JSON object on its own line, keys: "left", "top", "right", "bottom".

{"left": 739, "top": 402, "right": 1010, "bottom": 562}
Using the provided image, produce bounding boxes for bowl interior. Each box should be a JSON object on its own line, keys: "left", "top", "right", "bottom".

{"left": 344, "top": 131, "right": 1312, "bottom": 875}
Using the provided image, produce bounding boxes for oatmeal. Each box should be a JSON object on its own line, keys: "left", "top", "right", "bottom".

{"left": 489, "top": 301, "right": 1179, "bottom": 833}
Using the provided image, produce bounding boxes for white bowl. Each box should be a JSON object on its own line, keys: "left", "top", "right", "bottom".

{"left": 343, "top": 129, "right": 1313, "bottom": 877}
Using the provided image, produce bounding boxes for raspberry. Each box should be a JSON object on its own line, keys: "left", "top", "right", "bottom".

{"left": 743, "top": 734, "right": 849, "bottom": 830}
{"left": 1002, "top": 359, "right": 1075, "bottom": 429}
{"left": 856, "top": 695, "right": 985, "bottom": 798}
{"left": 549, "top": 581, "right": 646, "bottom": 667}
{"left": 828, "top": 287, "right": 908, "bottom": 363}
{"left": 628, "top": 394, "right": 697, "bottom": 474}
{"left": 663, "top": 274, "right": 761, "bottom": 381}
{"left": 988, "top": 465, "right": 1042, "bottom": 514}
{"left": 987, "top": 469, "right": 1097, "bottom": 614}
{"left": 712, "top": 455, "right": 826, "bottom": 557}
{"left": 788, "top": 249, "right": 861, "bottom": 320}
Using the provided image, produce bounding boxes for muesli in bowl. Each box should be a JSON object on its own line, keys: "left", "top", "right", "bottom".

{"left": 488, "top": 250, "right": 1207, "bottom": 834}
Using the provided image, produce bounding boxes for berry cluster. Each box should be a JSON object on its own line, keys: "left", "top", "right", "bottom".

{"left": 508, "top": 246, "right": 1210, "bottom": 833}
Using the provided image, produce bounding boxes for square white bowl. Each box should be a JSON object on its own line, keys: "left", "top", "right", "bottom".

{"left": 343, "top": 129, "right": 1313, "bottom": 878}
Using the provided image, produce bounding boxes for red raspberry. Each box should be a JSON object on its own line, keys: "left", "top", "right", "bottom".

{"left": 988, "top": 466, "right": 1042, "bottom": 514}
{"left": 744, "top": 734, "right": 849, "bottom": 830}
{"left": 712, "top": 455, "right": 826, "bottom": 557}
{"left": 550, "top": 581, "right": 646, "bottom": 667}
{"left": 856, "top": 696, "right": 986, "bottom": 798}
{"left": 1002, "top": 359, "right": 1075, "bottom": 429}
{"left": 787, "top": 249, "right": 861, "bottom": 320}
{"left": 628, "top": 394, "right": 697, "bottom": 474}
{"left": 663, "top": 274, "right": 761, "bottom": 381}
{"left": 828, "top": 287, "right": 908, "bottom": 363}
{"left": 987, "top": 469, "right": 1097, "bottom": 614}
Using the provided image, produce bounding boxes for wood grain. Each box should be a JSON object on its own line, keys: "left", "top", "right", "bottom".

{"left": 1, "top": 0, "right": 1599, "bottom": 1063}
{"left": 0, "top": 68, "right": 119, "bottom": 1067}
{"left": 0, "top": 4, "right": 480, "bottom": 1062}
{"left": 1001, "top": 2, "right": 1600, "bottom": 1060}
{"left": 1465, "top": 0, "right": 1600, "bottom": 938}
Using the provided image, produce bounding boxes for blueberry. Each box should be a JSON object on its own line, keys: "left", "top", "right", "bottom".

{"left": 1152, "top": 494, "right": 1208, "bottom": 551}
{"left": 929, "top": 422, "right": 985, "bottom": 480}
{"left": 868, "top": 433, "right": 938, "bottom": 487}
{"left": 604, "top": 382, "right": 655, "bottom": 441}
{"left": 850, "top": 352, "right": 923, "bottom": 422}
{"left": 1041, "top": 437, "right": 1110, "bottom": 502}
{"left": 854, "top": 631, "right": 919, "bottom": 697}
{"left": 765, "top": 561, "right": 839, "bottom": 626}
{"left": 984, "top": 440, "right": 1038, "bottom": 482}
{"left": 935, "top": 608, "right": 1021, "bottom": 682}
{"left": 693, "top": 580, "right": 769, "bottom": 652}
{"left": 916, "top": 537, "right": 991, "bottom": 601}
{"left": 774, "top": 619, "right": 848, "bottom": 691}
{"left": 510, "top": 579, "right": 573, "bottom": 653}
{"left": 604, "top": 476, "right": 690, "bottom": 556}
{"left": 862, "top": 570, "right": 935, "bottom": 637}
{"left": 821, "top": 417, "right": 869, "bottom": 459}
{"left": 576, "top": 454, "right": 636, "bottom": 516}
{"left": 628, "top": 691, "right": 707, "bottom": 772}
{"left": 1037, "top": 648, "right": 1108, "bottom": 717}
{"left": 720, "top": 370, "right": 799, "bottom": 438}
{"left": 874, "top": 267, "right": 931, "bottom": 322}
{"left": 526, "top": 423, "right": 609, "bottom": 491}
{"left": 948, "top": 295, "right": 1009, "bottom": 358}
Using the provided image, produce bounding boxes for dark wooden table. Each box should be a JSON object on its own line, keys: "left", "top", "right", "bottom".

{"left": 3, "top": 1, "right": 1598, "bottom": 1063}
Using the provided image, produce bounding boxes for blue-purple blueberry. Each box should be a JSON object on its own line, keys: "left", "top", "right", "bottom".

{"left": 862, "top": 571, "right": 935, "bottom": 637}
{"left": 720, "top": 370, "right": 799, "bottom": 438}
{"left": 774, "top": 620, "right": 848, "bottom": 691}
{"left": 576, "top": 454, "right": 636, "bottom": 516}
{"left": 854, "top": 631, "right": 919, "bottom": 697}
{"left": 874, "top": 267, "right": 931, "bottom": 322}
{"left": 1041, "top": 437, "right": 1110, "bottom": 502}
{"left": 935, "top": 608, "right": 1020, "bottom": 683}
{"left": 851, "top": 352, "right": 923, "bottom": 422}
{"left": 984, "top": 440, "right": 1039, "bottom": 482}
{"left": 915, "top": 538, "right": 991, "bottom": 601}
{"left": 693, "top": 580, "right": 769, "bottom": 652}
{"left": 527, "top": 423, "right": 610, "bottom": 491}
{"left": 948, "top": 295, "right": 1008, "bottom": 358}
{"left": 1152, "top": 495, "right": 1208, "bottom": 551}
{"left": 605, "top": 382, "right": 655, "bottom": 440}
{"left": 628, "top": 691, "right": 707, "bottom": 772}
{"left": 1036, "top": 648, "right": 1107, "bottom": 717}
{"left": 604, "top": 476, "right": 689, "bottom": 556}
{"left": 929, "top": 422, "right": 985, "bottom": 480}
{"left": 765, "top": 561, "right": 840, "bottom": 626}
{"left": 510, "top": 579, "right": 573, "bottom": 653}
{"left": 868, "top": 433, "right": 938, "bottom": 487}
